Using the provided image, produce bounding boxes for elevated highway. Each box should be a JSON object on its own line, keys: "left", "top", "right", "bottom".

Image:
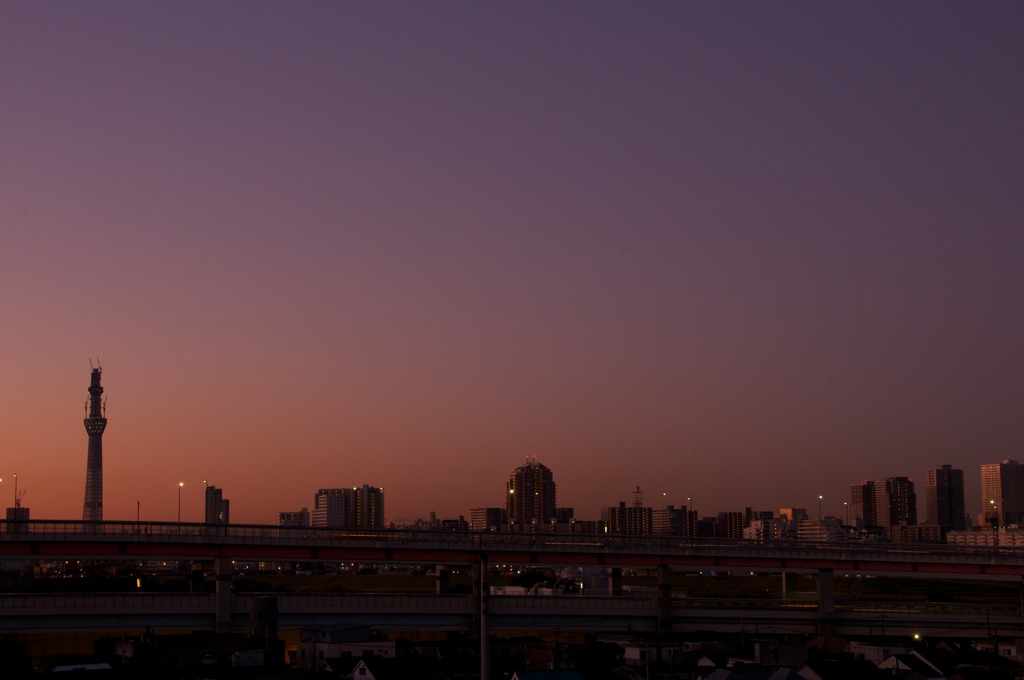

{"left": 1, "top": 520, "right": 1022, "bottom": 639}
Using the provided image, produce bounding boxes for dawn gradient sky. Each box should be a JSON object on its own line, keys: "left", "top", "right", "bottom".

{"left": 1, "top": 3, "right": 1022, "bottom": 525}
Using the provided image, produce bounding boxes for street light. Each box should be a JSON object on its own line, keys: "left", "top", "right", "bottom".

{"left": 818, "top": 494, "right": 823, "bottom": 520}
{"left": 178, "top": 482, "right": 185, "bottom": 523}
{"left": 843, "top": 501, "right": 849, "bottom": 526}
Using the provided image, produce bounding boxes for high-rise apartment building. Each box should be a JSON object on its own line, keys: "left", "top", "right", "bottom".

{"left": 312, "top": 485, "right": 384, "bottom": 529}
{"left": 850, "top": 481, "right": 877, "bottom": 528}
{"left": 506, "top": 457, "right": 556, "bottom": 526}
{"left": 924, "top": 465, "right": 965, "bottom": 531}
{"left": 850, "top": 478, "right": 917, "bottom": 529}
{"left": 716, "top": 511, "right": 745, "bottom": 539}
{"left": 312, "top": 489, "right": 347, "bottom": 527}
{"left": 204, "top": 485, "right": 230, "bottom": 525}
{"left": 356, "top": 484, "right": 384, "bottom": 528}
{"left": 875, "top": 477, "right": 917, "bottom": 528}
{"left": 606, "top": 501, "right": 652, "bottom": 536}
{"left": 980, "top": 459, "right": 1024, "bottom": 527}
{"left": 652, "top": 505, "right": 686, "bottom": 535}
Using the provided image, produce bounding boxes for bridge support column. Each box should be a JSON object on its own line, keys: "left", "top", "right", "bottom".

{"left": 817, "top": 568, "right": 834, "bottom": 636}
{"left": 657, "top": 564, "right": 672, "bottom": 635}
{"left": 471, "top": 559, "right": 482, "bottom": 637}
{"left": 436, "top": 565, "right": 448, "bottom": 594}
{"left": 610, "top": 567, "right": 622, "bottom": 596}
{"left": 215, "top": 557, "right": 232, "bottom": 633}
{"left": 475, "top": 556, "right": 490, "bottom": 680}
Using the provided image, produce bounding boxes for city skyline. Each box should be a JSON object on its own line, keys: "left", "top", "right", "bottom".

{"left": 42, "top": 374, "right": 1024, "bottom": 527}
{"left": 0, "top": 366, "right": 1015, "bottom": 525}
{"left": 2, "top": 4, "right": 1023, "bottom": 524}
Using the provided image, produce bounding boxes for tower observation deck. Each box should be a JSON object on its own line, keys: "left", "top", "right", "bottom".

{"left": 82, "top": 364, "right": 107, "bottom": 522}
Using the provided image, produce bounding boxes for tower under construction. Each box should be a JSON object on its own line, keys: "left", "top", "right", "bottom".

{"left": 82, "top": 363, "right": 107, "bottom": 521}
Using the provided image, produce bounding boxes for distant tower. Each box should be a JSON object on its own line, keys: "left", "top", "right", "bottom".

{"left": 82, "top": 364, "right": 107, "bottom": 521}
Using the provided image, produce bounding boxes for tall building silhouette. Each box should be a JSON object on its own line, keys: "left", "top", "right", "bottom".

{"left": 980, "top": 459, "right": 1024, "bottom": 527}
{"left": 506, "top": 456, "right": 556, "bottom": 527}
{"left": 875, "top": 476, "right": 917, "bottom": 528}
{"left": 924, "top": 464, "right": 965, "bottom": 531}
{"left": 851, "top": 478, "right": 917, "bottom": 529}
{"left": 850, "top": 481, "right": 877, "bottom": 528}
{"left": 312, "top": 486, "right": 384, "bottom": 528}
{"left": 82, "top": 364, "right": 107, "bottom": 521}
{"left": 205, "top": 485, "right": 230, "bottom": 525}
{"left": 606, "top": 486, "right": 652, "bottom": 536}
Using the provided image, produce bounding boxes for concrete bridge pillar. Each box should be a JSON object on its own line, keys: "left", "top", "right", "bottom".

{"left": 215, "top": 556, "right": 232, "bottom": 632}
{"left": 657, "top": 564, "right": 672, "bottom": 634}
{"left": 817, "top": 568, "right": 834, "bottom": 635}
{"left": 435, "top": 565, "right": 448, "bottom": 594}
{"left": 471, "top": 559, "right": 482, "bottom": 637}
{"left": 471, "top": 557, "right": 490, "bottom": 680}
{"left": 610, "top": 567, "right": 623, "bottom": 596}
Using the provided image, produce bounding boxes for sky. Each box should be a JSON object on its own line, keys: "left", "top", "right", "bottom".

{"left": 1, "top": 3, "right": 1022, "bottom": 525}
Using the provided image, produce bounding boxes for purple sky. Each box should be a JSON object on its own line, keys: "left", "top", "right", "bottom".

{"left": 1, "top": 3, "right": 1022, "bottom": 525}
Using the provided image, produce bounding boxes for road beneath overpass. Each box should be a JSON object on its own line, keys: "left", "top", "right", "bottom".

{"left": 0, "top": 591, "right": 1017, "bottom": 641}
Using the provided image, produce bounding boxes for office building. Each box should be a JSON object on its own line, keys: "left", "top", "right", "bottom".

{"left": 980, "top": 459, "right": 1024, "bottom": 527}
{"left": 82, "top": 364, "right": 108, "bottom": 522}
{"left": 924, "top": 464, "right": 965, "bottom": 532}
{"left": 506, "top": 456, "right": 557, "bottom": 526}
{"left": 204, "top": 485, "right": 230, "bottom": 525}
